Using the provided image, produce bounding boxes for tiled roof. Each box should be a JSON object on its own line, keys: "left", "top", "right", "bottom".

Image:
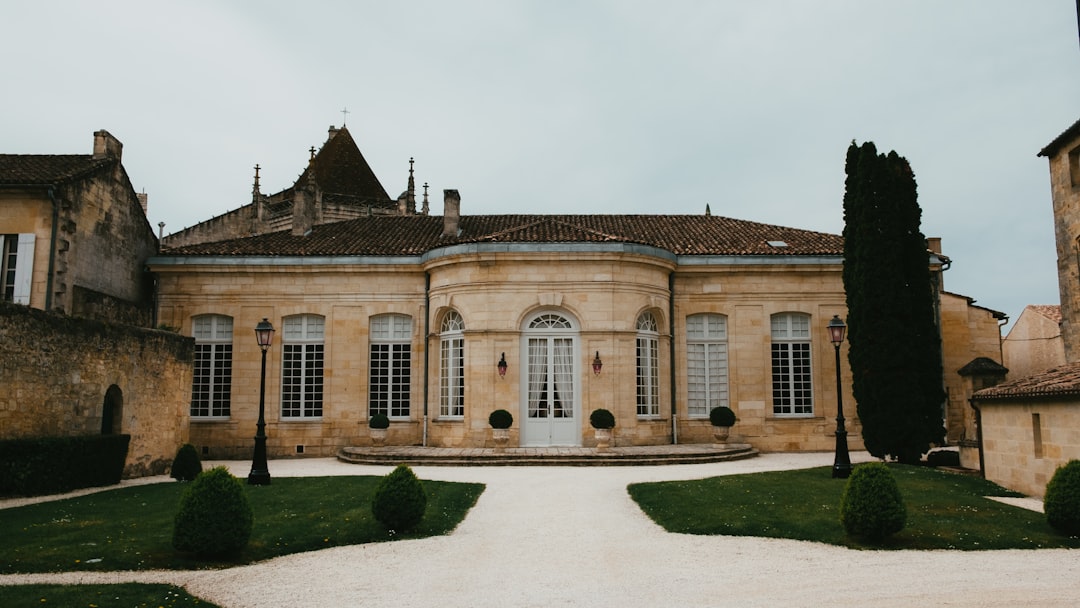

{"left": 160, "top": 214, "right": 845, "bottom": 258}
{"left": 0, "top": 154, "right": 114, "bottom": 185}
{"left": 973, "top": 362, "right": 1080, "bottom": 401}
{"left": 287, "top": 127, "right": 390, "bottom": 202}
{"left": 1039, "top": 117, "right": 1080, "bottom": 158}
{"left": 1028, "top": 304, "right": 1062, "bottom": 324}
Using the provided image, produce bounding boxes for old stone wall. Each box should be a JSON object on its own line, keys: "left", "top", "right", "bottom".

{"left": 939, "top": 292, "right": 1006, "bottom": 444}
{"left": 1047, "top": 131, "right": 1080, "bottom": 362}
{"left": 0, "top": 302, "right": 193, "bottom": 477}
{"left": 978, "top": 398, "right": 1080, "bottom": 497}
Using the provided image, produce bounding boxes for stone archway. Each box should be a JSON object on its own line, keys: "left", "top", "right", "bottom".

{"left": 101, "top": 385, "right": 123, "bottom": 435}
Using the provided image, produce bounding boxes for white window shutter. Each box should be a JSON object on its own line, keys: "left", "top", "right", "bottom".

{"left": 13, "top": 233, "right": 35, "bottom": 304}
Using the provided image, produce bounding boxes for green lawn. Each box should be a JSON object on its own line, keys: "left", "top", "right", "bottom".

{"left": 0, "top": 475, "right": 483, "bottom": 573}
{"left": 628, "top": 463, "right": 1080, "bottom": 550}
{"left": 0, "top": 583, "right": 222, "bottom": 607}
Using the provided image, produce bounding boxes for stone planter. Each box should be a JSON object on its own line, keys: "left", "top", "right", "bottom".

{"left": 712, "top": 425, "right": 731, "bottom": 446}
{"left": 492, "top": 428, "right": 510, "bottom": 452}
{"left": 371, "top": 427, "right": 388, "bottom": 447}
{"left": 594, "top": 428, "right": 612, "bottom": 452}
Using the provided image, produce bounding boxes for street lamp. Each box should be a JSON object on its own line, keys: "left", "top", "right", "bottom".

{"left": 248, "top": 318, "right": 274, "bottom": 485}
{"left": 827, "top": 315, "right": 852, "bottom": 478}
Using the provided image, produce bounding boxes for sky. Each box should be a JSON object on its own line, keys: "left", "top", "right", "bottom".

{"left": 4, "top": 1, "right": 1079, "bottom": 331}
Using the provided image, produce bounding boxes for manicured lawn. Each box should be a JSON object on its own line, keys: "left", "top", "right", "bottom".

{"left": 628, "top": 463, "right": 1080, "bottom": 550}
{"left": 0, "top": 583, "right": 222, "bottom": 607}
{"left": 0, "top": 475, "right": 483, "bottom": 573}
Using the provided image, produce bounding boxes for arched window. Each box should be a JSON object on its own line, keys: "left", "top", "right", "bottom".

{"left": 686, "top": 314, "right": 728, "bottom": 418}
{"left": 191, "top": 314, "right": 233, "bottom": 418}
{"left": 771, "top": 312, "right": 813, "bottom": 416}
{"left": 636, "top": 311, "right": 660, "bottom": 418}
{"left": 370, "top": 314, "right": 413, "bottom": 418}
{"left": 282, "top": 314, "right": 325, "bottom": 418}
{"left": 439, "top": 311, "right": 465, "bottom": 418}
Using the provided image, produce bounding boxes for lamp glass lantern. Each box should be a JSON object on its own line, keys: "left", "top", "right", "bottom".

{"left": 497, "top": 352, "right": 508, "bottom": 378}
{"left": 592, "top": 351, "right": 603, "bottom": 375}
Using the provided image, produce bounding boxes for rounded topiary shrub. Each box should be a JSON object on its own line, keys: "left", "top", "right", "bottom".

{"left": 173, "top": 467, "right": 253, "bottom": 556}
{"left": 709, "top": 406, "right": 736, "bottom": 427}
{"left": 1044, "top": 459, "right": 1080, "bottom": 536}
{"left": 369, "top": 413, "right": 390, "bottom": 429}
{"left": 371, "top": 464, "right": 428, "bottom": 532}
{"left": 839, "top": 462, "right": 906, "bottom": 542}
{"left": 170, "top": 443, "right": 203, "bottom": 482}
{"left": 589, "top": 408, "right": 615, "bottom": 429}
{"left": 488, "top": 409, "right": 514, "bottom": 429}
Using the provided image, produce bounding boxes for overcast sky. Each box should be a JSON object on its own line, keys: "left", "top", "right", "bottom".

{"left": 5, "top": 1, "right": 1079, "bottom": 331}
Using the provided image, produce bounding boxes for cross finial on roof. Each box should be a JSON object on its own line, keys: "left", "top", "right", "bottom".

{"left": 309, "top": 146, "right": 317, "bottom": 161}
{"left": 341, "top": 107, "right": 350, "bottom": 126}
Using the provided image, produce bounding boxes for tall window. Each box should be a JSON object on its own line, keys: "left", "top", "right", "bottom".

{"left": 439, "top": 311, "right": 465, "bottom": 418}
{"left": 0, "top": 233, "right": 34, "bottom": 304}
{"left": 370, "top": 314, "right": 412, "bottom": 418}
{"left": 636, "top": 311, "right": 660, "bottom": 417}
{"left": 281, "top": 314, "right": 324, "bottom": 418}
{"left": 771, "top": 312, "right": 813, "bottom": 416}
{"left": 191, "top": 314, "right": 233, "bottom": 418}
{"left": 687, "top": 314, "right": 729, "bottom": 418}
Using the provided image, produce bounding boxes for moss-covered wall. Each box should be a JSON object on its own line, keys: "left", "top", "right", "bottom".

{"left": 0, "top": 302, "right": 193, "bottom": 477}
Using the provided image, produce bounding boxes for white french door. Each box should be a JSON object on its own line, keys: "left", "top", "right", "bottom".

{"left": 520, "top": 314, "right": 580, "bottom": 446}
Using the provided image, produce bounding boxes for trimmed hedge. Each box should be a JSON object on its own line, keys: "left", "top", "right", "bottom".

{"left": 1045, "top": 459, "right": 1080, "bottom": 536}
{"left": 839, "top": 462, "right": 907, "bottom": 542}
{"left": 372, "top": 464, "right": 428, "bottom": 532}
{"left": 171, "top": 443, "right": 203, "bottom": 482}
{"left": 0, "top": 434, "right": 130, "bottom": 497}
{"left": 173, "top": 467, "right": 253, "bottom": 556}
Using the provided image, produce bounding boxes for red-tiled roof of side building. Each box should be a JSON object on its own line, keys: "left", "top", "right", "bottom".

{"left": 160, "top": 214, "right": 845, "bottom": 258}
{"left": 1028, "top": 304, "right": 1063, "bottom": 325}
{"left": 973, "top": 361, "right": 1080, "bottom": 401}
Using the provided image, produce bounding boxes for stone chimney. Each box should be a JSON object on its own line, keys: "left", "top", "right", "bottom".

{"left": 136, "top": 192, "right": 148, "bottom": 215}
{"left": 443, "top": 190, "right": 460, "bottom": 237}
{"left": 92, "top": 130, "right": 123, "bottom": 160}
{"left": 927, "top": 237, "right": 942, "bottom": 255}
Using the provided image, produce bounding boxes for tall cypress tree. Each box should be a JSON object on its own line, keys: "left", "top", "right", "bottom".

{"left": 842, "top": 141, "right": 945, "bottom": 464}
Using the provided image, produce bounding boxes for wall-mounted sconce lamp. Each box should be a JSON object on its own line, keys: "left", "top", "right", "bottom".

{"left": 498, "top": 352, "right": 508, "bottom": 378}
{"left": 592, "top": 351, "right": 603, "bottom": 375}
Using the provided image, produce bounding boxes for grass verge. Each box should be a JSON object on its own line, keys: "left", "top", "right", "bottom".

{"left": 628, "top": 463, "right": 1080, "bottom": 550}
{"left": 0, "top": 583, "right": 222, "bottom": 607}
{"left": 0, "top": 475, "right": 483, "bottom": 573}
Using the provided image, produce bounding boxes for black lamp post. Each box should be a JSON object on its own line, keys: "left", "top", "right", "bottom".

{"left": 828, "top": 315, "right": 852, "bottom": 479}
{"left": 248, "top": 318, "right": 274, "bottom": 486}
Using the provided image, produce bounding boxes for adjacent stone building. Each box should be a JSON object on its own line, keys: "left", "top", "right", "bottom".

{"left": 1003, "top": 305, "right": 1065, "bottom": 379}
{"left": 0, "top": 130, "right": 158, "bottom": 325}
{"left": 972, "top": 118, "right": 1080, "bottom": 496}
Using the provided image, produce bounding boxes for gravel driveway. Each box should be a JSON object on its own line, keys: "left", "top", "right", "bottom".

{"left": 1, "top": 452, "right": 1075, "bottom": 608}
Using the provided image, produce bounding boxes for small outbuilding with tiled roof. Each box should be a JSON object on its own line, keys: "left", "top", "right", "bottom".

{"left": 972, "top": 362, "right": 1080, "bottom": 497}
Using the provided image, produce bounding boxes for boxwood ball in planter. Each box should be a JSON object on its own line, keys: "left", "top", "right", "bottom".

{"left": 709, "top": 406, "right": 736, "bottom": 427}
{"left": 589, "top": 408, "right": 615, "bottom": 429}
{"left": 488, "top": 409, "right": 514, "bottom": 429}
{"left": 369, "top": 413, "right": 390, "bottom": 429}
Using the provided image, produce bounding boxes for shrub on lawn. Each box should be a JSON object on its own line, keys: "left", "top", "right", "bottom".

{"left": 371, "top": 464, "right": 428, "bottom": 532}
{"left": 170, "top": 443, "right": 202, "bottom": 482}
{"left": 1045, "top": 459, "right": 1080, "bottom": 536}
{"left": 173, "top": 467, "right": 253, "bottom": 556}
{"left": 925, "top": 449, "right": 960, "bottom": 468}
{"left": 839, "top": 462, "right": 906, "bottom": 542}
{"left": 0, "top": 434, "right": 129, "bottom": 497}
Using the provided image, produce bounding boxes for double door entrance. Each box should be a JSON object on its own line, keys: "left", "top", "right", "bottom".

{"left": 519, "top": 314, "right": 580, "bottom": 446}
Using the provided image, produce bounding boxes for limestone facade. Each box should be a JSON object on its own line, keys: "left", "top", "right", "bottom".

{"left": 938, "top": 291, "right": 1007, "bottom": 445}
{"left": 151, "top": 221, "right": 862, "bottom": 458}
{"left": 976, "top": 394, "right": 1080, "bottom": 498}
